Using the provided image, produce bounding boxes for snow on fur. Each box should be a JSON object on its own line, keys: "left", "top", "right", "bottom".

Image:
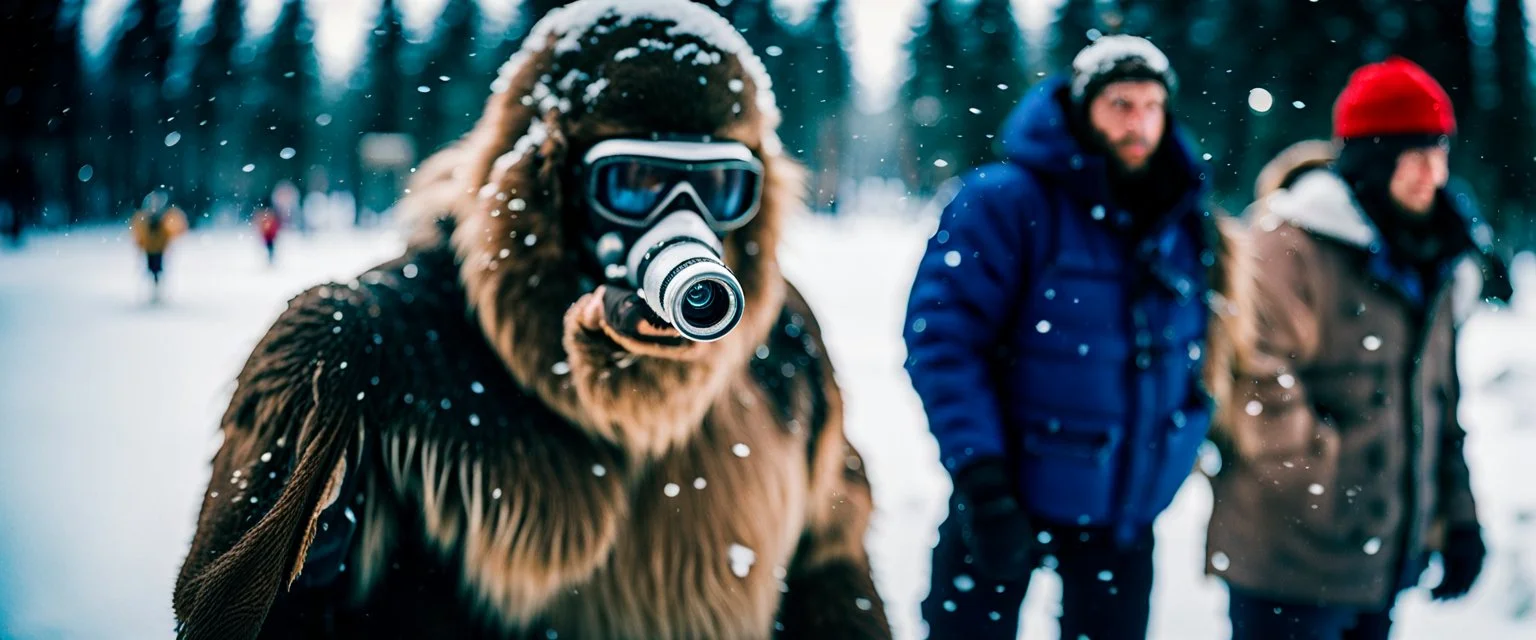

{"left": 490, "top": 0, "right": 781, "bottom": 126}
{"left": 488, "top": 119, "right": 551, "bottom": 188}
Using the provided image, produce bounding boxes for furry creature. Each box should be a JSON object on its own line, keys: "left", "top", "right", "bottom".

{"left": 172, "top": 2, "right": 891, "bottom": 638}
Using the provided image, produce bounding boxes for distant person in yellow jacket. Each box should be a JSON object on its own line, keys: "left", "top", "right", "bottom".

{"left": 130, "top": 190, "right": 187, "bottom": 302}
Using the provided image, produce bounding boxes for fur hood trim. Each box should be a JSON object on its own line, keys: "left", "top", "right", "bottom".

{"left": 1256, "top": 170, "right": 1377, "bottom": 248}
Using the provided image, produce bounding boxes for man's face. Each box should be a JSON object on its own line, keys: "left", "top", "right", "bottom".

{"left": 1087, "top": 80, "right": 1168, "bottom": 172}
{"left": 1390, "top": 145, "right": 1450, "bottom": 215}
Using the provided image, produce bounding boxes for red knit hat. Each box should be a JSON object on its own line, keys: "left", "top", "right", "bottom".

{"left": 1333, "top": 56, "right": 1456, "bottom": 140}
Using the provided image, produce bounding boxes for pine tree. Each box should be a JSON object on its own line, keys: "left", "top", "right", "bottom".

{"left": 352, "top": 0, "right": 416, "bottom": 221}
{"left": 800, "top": 0, "right": 852, "bottom": 210}
{"left": 0, "top": 0, "right": 64, "bottom": 229}
{"left": 1050, "top": 0, "right": 1118, "bottom": 71}
{"left": 183, "top": 0, "right": 244, "bottom": 219}
{"left": 901, "top": 0, "right": 963, "bottom": 194}
{"left": 1488, "top": 0, "right": 1534, "bottom": 249}
{"left": 44, "top": 1, "right": 87, "bottom": 224}
{"left": 420, "top": 0, "right": 482, "bottom": 154}
{"left": 363, "top": 0, "right": 408, "bottom": 136}
{"left": 953, "top": 0, "right": 1026, "bottom": 171}
{"left": 252, "top": 0, "right": 312, "bottom": 196}
{"left": 109, "top": 0, "right": 177, "bottom": 203}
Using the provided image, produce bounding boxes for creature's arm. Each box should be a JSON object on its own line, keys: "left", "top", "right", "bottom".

{"left": 774, "top": 290, "right": 892, "bottom": 640}
{"left": 173, "top": 285, "right": 372, "bottom": 640}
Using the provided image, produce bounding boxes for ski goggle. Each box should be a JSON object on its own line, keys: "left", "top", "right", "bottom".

{"left": 581, "top": 139, "right": 764, "bottom": 232}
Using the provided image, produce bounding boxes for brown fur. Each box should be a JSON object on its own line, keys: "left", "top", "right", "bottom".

{"left": 174, "top": 4, "right": 888, "bottom": 639}
{"left": 1204, "top": 217, "right": 1260, "bottom": 435}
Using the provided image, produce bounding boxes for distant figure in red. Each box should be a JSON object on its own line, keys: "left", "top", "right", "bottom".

{"left": 255, "top": 205, "right": 282, "bottom": 265}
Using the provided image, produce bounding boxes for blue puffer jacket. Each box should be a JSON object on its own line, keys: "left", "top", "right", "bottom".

{"left": 904, "top": 76, "right": 1217, "bottom": 536}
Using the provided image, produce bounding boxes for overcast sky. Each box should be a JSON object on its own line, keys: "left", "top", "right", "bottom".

{"left": 82, "top": 0, "right": 1062, "bottom": 111}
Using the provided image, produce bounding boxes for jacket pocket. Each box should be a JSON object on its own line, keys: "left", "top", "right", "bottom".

{"left": 1017, "top": 418, "right": 1123, "bottom": 524}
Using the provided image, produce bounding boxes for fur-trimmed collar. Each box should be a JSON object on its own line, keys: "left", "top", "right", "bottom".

{"left": 1256, "top": 170, "right": 1377, "bottom": 248}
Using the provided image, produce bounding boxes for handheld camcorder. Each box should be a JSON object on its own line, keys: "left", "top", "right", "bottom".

{"left": 581, "top": 138, "right": 763, "bottom": 342}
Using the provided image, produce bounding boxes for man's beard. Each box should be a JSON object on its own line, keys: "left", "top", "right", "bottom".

{"left": 1095, "top": 130, "right": 1159, "bottom": 177}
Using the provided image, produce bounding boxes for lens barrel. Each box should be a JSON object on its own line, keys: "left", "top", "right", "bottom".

{"left": 638, "top": 240, "right": 744, "bottom": 342}
{"left": 621, "top": 211, "right": 748, "bottom": 342}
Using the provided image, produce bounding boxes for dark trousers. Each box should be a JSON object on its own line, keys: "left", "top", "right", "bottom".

{"left": 146, "top": 253, "right": 164, "bottom": 284}
{"left": 921, "top": 499, "right": 1155, "bottom": 640}
{"left": 1228, "top": 587, "right": 1395, "bottom": 640}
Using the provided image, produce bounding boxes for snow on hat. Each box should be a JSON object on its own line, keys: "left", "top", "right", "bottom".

{"left": 1070, "top": 35, "right": 1177, "bottom": 104}
{"left": 1333, "top": 56, "right": 1455, "bottom": 140}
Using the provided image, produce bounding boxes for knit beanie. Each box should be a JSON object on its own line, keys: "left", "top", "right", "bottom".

{"left": 1070, "top": 35, "right": 1177, "bottom": 106}
{"left": 1334, "top": 56, "right": 1455, "bottom": 141}
{"left": 1333, "top": 56, "right": 1456, "bottom": 185}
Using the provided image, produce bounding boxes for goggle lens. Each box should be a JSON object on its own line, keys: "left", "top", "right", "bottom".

{"left": 589, "top": 157, "right": 761, "bottom": 229}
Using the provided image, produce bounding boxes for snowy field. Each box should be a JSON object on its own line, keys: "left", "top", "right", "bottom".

{"left": 1, "top": 213, "right": 1533, "bottom": 639}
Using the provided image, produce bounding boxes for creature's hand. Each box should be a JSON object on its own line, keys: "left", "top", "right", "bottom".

{"left": 568, "top": 285, "right": 704, "bottom": 360}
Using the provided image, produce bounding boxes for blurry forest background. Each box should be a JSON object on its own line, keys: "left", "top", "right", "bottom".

{"left": 3, "top": 0, "right": 1534, "bottom": 252}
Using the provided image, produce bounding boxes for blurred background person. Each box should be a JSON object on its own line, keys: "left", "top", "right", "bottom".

{"left": 130, "top": 189, "right": 187, "bottom": 302}
{"left": 904, "top": 35, "right": 1249, "bottom": 639}
{"left": 1207, "top": 58, "right": 1514, "bottom": 640}
{"left": 254, "top": 201, "right": 281, "bottom": 265}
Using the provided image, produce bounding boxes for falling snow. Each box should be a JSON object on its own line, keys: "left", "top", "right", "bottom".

{"left": 728, "top": 543, "right": 756, "bottom": 578}
{"left": 953, "top": 574, "right": 975, "bottom": 592}
{"left": 1248, "top": 87, "right": 1275, "bottom": 113}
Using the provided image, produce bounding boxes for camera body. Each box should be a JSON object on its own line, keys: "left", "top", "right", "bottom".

{"left": 592, "top": 212, "right": 745, "bottom": 342}
{"left": 580, "top": 138, "right": 762, "bottom": 343}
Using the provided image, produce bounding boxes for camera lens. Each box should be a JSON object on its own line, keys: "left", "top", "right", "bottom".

{"left": 684, "top": 282, "right": 715, "bottom": 309}
{"left": 680, "top": 280, "right": 729, "bottom": 328}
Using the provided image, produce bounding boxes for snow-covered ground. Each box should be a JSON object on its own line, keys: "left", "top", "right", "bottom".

{"left": 1, "top": 214, "right": 1533, "bottom": 639}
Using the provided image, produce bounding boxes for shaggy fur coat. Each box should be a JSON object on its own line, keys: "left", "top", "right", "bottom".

{"left": 172, "top": 3, "right": 890, "bottom": 638}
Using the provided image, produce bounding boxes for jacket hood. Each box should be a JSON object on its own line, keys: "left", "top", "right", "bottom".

{"left": 1257, "top": 170, "right": 1378, "bottom": 248}
{"left": 1257, "top": 169, "right": 1491, "bottom": 257}
{"left": 1254, "top": 139, "right": 1337, "bottom": 201}
{"left": 1000, "top": 74, "right": 1206, "bottom": 208}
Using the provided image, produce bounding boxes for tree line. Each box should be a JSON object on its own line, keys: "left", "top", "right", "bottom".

{"left": 901, "top": 0, "right": 1535, "bottom": 252}
{"left": 1, "top": 0, "right": 1532, "bottom": 251}
{"left": 0, "top": 0, "right": 851, "bottom": 232}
